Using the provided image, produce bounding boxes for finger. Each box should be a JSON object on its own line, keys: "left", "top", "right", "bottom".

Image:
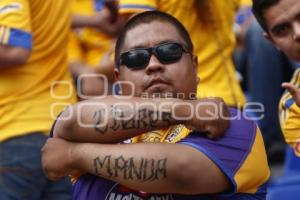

{"left": 282, "top": 82, "right": 298, "bottom": 95}
{"left": 295, "top": 142, "right": 300, "bottom": 154}
{"left": 282, "top": 83, "right": 300, "bottom": 106}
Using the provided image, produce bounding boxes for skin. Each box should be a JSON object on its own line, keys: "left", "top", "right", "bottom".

{"left": 115, "top": 21, "right": 199, "bottom": 99}
{"left": 0, "top": 45, "right": 30, "bottom": 69}
{"left": 263, "top": 0, "right": 300, "bottom": 153}
{"left": 263, "top": 0, "right": 300, "bottom": 108}
{"left": 42, "top": 21, "right": 231, "bottom": 194}
{"left": 263, "top": 0, "right": 300, "bottom": 61}
{"left": 71, "top": 5, "right": 124, "bottom": 37}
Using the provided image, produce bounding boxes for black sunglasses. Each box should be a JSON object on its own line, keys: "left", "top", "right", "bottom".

{"left": 118, "top": 42, "right": 191, "bottom": 69}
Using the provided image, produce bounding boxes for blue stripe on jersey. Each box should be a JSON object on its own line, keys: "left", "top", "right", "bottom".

{"left": 8, "top": 28, "right": 32, "bottom": 49}
{"left": 285, "top": 98, "right": 295, "bottom": 109}
{"left": 119, "top": 4, "right": 156, "bottom": 11}
{"left": 94, "top": 0, "right": 105, "bottom": 12}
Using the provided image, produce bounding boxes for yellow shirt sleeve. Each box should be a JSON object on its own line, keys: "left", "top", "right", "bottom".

{"left": 279, "top": 68, "right": 300, "bottom": 156}
{"left": 240, "top": 0, "right": 252, "bottom": 6}
{"left": 0, "top": 0, "right": 32, "bottom": 48}
{"left": 119, "top": 0, "right": 157, "bottom": 15}
{"left": 68, "top": 31, "right": 84, "bottom": 64}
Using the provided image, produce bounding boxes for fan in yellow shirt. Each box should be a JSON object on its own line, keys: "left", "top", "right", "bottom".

{"left": 119, "top": 0, "right": 249, "bottom": 107}
{"left": 252, "top": 0, "right": 300, "bottom": 156}
{"left": 68, "top": 0, "right": 123, "bottom": 98}
{"left": 0, "top": 0, "right": 76, "bottom": 199}
{"left": 279, "top": 68, "right": 300, "bottom": 156}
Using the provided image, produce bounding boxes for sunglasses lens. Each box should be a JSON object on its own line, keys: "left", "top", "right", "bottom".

{"left": 119, "top": 43, "right": 186, "bottom": 69}
{"left": 156, "top": 43, "right": 183, "bottom": 64}
{"left": 121, "top": 50, "right": 150, "bottom": 69}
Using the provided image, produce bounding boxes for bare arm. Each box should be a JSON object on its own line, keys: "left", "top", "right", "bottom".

{"left": 53, "top": 96, "right": 230, "bottom": 143}
{"left": 71, "top": 7, "right": 125, "bottom": 36}
{"left": 0, "top": 45, "right": 30, "bottom": 69}
{"left": 42, "top": 138, "right": 231, "bottom": 194}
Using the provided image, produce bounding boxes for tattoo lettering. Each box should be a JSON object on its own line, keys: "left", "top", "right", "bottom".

{"left": 93, "top": 106, "right": 173, "bottom": 134}
{"left": 93, "top": 155, "right": 168, "bottom": 182}
{"left": 93, "top": 109, "right": 108, "bottom": 134}
{"left": 93, "top": 155, "right": 112, "bottom": 176}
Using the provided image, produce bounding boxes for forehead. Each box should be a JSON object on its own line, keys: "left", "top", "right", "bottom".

{"left": 263, "top": 0, "right": 300, "bottom": 30}
{"left": 122, "top": 21, "right": 186, "bottom": 51}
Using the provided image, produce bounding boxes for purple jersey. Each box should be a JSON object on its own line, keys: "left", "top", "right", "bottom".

{"left": 72, "top": 109, "right": 269, "bottom": 200}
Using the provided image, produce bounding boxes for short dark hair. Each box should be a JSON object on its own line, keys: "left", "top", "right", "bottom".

{"left": 115, "top": 11, "right": 194, "bottom": 68}
{"left": 252, "top": 0, "right": 281, "bottom": 32}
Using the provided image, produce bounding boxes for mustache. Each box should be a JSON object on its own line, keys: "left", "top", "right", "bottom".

{"left": 142, "top": 75, "right": 173, "bottom": 90}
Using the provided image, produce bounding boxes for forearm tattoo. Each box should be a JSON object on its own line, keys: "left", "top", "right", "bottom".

{"left": 93, "top": 105, "right": 173, "bottom": 134}
{"left": 93, "top": 155, "right": 168, "bottom": 182}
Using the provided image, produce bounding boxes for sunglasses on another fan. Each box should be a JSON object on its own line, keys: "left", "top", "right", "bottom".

{"left": 118, "top": 42, "right": 191, "bottom": 70}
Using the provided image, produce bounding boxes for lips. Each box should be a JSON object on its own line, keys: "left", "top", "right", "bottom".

{"left": 145, "top": 77, "right": 169, "bottom": 90}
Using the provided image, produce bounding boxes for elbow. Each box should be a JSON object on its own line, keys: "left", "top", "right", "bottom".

{"left": 10, "top": 47, "right": 31, "bottom": 66}
{"left": 53, "top": 106, "right": 75, "bottom": 139}
{"left": 0, "top": 47, "right": 31, "bottom": 68}
{"left": 167, "top": 156, "right": 199, "bottom": 194}
{"left": 16, "top": 49, "right": 30, "bottom": 65}
{"left": 169, "top": 154, "right": 231, "bottom": 195}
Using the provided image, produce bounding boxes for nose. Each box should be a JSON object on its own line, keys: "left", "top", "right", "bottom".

{"left": 144, "top": 54, "right": 165, "bottom": 75}
{"left": 292, "top": 22, "right": 300, "bottom": 42}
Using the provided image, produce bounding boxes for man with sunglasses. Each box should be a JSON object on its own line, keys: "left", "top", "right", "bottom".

{"left": 42, "top": 11, "right": 270, "bottom": 200}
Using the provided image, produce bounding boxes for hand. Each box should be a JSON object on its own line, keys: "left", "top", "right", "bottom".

{"left": 92, "top": 7, "right": 125, "bottom": 36}
{"left": 282, "top": 82, "right": 300, "bottom": 107}
{"left": 104, "top": 0, "right": 119, "bottom": 23}
{"left": 187, "top": 98, "right": 230, "bottom": 139}
{"left": 41, "top": 138, "right": 81, "bottom": 181}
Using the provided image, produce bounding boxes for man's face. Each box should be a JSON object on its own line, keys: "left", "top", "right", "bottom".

{"left": 115, "top": 21, "right": 199, "bottom": 99}
{"left": 263, "top": 0, "right": 300, "bottom": 61}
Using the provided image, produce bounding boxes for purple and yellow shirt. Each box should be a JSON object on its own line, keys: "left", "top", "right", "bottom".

{"left": 72, "top": 109, "right": 270, "bottom": 200}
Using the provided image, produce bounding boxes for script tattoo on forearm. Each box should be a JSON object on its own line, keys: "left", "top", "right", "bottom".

{"left": 93, "top": 155, "right": 168, "bottom": 182}
{"left": 93, "top": 105, "right": 172, "bottom": 134}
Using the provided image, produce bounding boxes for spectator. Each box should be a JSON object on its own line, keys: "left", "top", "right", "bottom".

{"left": 252, "top": 0, "right": 300, "bottom": 156}
{"left": 42, "top": 11, "right": 270, "bottom": 200}
{"left": 69, "top": 0, "right": 124, "bottom": 98}
{"left": 0, "top": 0, "right": 76, "bottom": 199}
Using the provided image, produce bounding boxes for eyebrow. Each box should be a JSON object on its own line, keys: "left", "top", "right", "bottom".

{"left": 270, "top": 10, "right": 300, "bottom": 34}
{"left": 127, "top": 40, "right": 182, "bottom": 50}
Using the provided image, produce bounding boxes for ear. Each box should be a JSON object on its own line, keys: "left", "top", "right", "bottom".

{"left": 192, "top": 55, "right": 200, "bottom": 84}
{"left": 114, "top": 68, "right": 120, "bottom": 81}
{"left": 263, "top": 32, "right": 273, "bottom": 42}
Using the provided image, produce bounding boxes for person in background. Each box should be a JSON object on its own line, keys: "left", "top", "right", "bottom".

{"left": 234, "top": 0, "right": 295, "bottom": 162}
{"left": 69, "top": 0, "right": 124, "bottom": 98}
{"left": 252, "top": 0, "right": 300, "bottom": 156}
{"left": 0, "top": 0, "right": 77, "bottom": 199}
